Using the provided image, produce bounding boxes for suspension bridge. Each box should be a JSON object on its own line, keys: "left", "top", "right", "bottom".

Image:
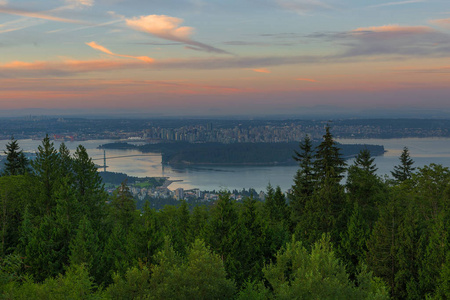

{"left": 92, "top": 150, "right": 160, "bottom": 172}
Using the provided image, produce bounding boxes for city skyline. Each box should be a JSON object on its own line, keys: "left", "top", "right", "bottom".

{"left": 1, "top": 0, "right": 450, "bottom": 117}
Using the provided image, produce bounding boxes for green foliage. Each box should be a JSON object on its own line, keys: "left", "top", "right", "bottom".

{"left": 124, "top": 202, "right": 164, "bottom": 268}
{"left": 2, "top": 137, "right": 30, "bottom": 176}
{"left": 107, "top": 266, "right": 151, "bottom": 300}
{"left": 434, "top": 251, "right": 450, "bottom": 299}
{"left": 1, "top": 135, "right": 450, "bottom": 299}
{"left": 206, "top": 192, "right": 240, "bottom": 275}
{"left": 314, "top": 124, "right": 347, "bottom": 184}
{"left": 264, "top": 235, "right": 389, "bottom": 299}
{"left": 0, "top": 175, "right": 32, "bottom": 256}
{"left": 236, "top": 281, "right": 272, "bottom": 300}
{"left": 158, "top": 200, "right": 190, "bottom": 256}
{"left": 290, "top": 136, "right": 316, "bottom": 230}
{"left": 0, "top": 254, "right": 25, "bottom": 286}
{"left": 31, "top": 135, "right": 59, "bottom": 216}
{"left": 391, "top": 147, "right": 415, "bottom": 182}
{"left": 73, "top": 145, "right": 107, "bottom": 225}
{"left": 265, "top": 185, "right": 288, "bottom": 224}
{"left": 339, "top": 203, "right": 371, "bottom": 278}
{"left": 109, "top": 180, "right": 136, "bottom": 228}
{"left": 2, "top": 264, "right": 100, "bottom": 300}
{"left": 69, "top": 216, "right": 100, "bottom": 275}
{"left": 169, "top": 239, "right": 236, "bottom": 299}
{"left": 354, "top": 148, "right": 378, "bottom": 175}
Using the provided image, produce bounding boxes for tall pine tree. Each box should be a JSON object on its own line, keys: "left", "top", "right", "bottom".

{"left": 290, "top": 135, "right": 316, "bottom": 229}
{"left": 391, "top": 147, "right": 415, "bottom": 182}
{"left": 2, "top": 137, "right": 30, "bottom": 176}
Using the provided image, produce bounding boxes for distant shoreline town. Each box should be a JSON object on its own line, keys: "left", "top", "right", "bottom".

{"left": 1, "top": 117, "right": 450, "bottom": 141}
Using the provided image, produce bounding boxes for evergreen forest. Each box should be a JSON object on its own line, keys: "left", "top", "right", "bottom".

{"left": 1, "top": 127, "right": 450, "bottom": 299}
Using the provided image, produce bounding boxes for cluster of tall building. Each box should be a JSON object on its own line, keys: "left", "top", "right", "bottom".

{"left": 143, "top": 123, "right": 323, "bottom": 144}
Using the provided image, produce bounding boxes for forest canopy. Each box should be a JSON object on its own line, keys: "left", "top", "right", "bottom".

{"left": 1, "top": 130, "right": 449, "bottom": 299}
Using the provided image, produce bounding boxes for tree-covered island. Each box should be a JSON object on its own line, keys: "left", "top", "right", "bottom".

{"left": 99, "top": 141, "right": 385, "bottom": 166}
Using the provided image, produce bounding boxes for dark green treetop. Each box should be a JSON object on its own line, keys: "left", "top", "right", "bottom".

{"left": 314, "top": 125, "right": 346, "bottom": 183}
{"left": 354, "top": 148, "right": 378, "bottom": 174}
{"left": 2, "top": 137, "right": 30, "bottom": 176}
{"left": 391, "top": 147, "right": 415, "bottom": 182}
{"left": 292, "top": 135, "right": 316, "bottom": 197}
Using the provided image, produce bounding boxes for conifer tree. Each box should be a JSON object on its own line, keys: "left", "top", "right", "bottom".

{"left": 69, "top": 215, "right": 99, "bottom": 275}
{"left": 266, "top": 186, "right": 288, "bottom": 223}
{"left": 57, "top": 143, "right": 73, "bottom": 178}
{"left": 419, "top": 211, "right": 449, "bottom": 297}
{"left": 391, "top": 147, "right": 415, "bottom": 182}
{"left": 109, "top": 180, "right": 136, "bottom": 229}
{"left": 32, "top": 135, "right": 59, "bottom": 216}
{"left": 206, "top": 192, "right": 240, "bottom": 280}
{"left": 303, "top": 125, "right": 347, "bottom": 243}
{"left": 354, "top": 148, "right": 378, "bottom": 174}
{"left": 366, "top": 197, "right": 401, "bottom": 295}
{"left": 235, "top": 196, "right": 270, "bottom": 283}
{"left": 291, "top": 135, "right": 316, "bottom": 198}
{"left": 339, "top": 203, "right": 370, "bottom": 279}
{"left": 73, "top": 145, "right": 106, "bottom": 225}
{"left": 125, "top": 202, "right": 163, "bottom": 267}
{"left": 346, "top": 149, "right": 386, "bottom": 230}
{"left": 2, "top": 137, "right": 30, "bottom": 176}
{"left": 313, "top": 124, "right": 346, "bottom": 184}
{"left": 290, "top": 136, "right": 317, "bottom": 231}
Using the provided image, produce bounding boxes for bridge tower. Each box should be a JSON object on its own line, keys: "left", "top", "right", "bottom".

{"left": 103, "top": 150, "right": 107, "bottom": 172}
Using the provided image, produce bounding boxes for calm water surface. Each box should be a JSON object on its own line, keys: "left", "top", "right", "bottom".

{"left": 2, "top": 138, "right": 449, "bottom": 192}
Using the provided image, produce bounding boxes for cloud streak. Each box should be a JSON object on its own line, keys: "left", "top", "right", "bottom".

{"left": 307, "top": 25, "right": 450, "bottom": 58}
{"left": 125, "top": 14, "right": 230, "bottom": 54}
{"left": 250, "top": 68, "right": 271, "bottom": 73}
{"left": 296, "top": 78, "right": 317, "bottom": 82}
{"left": 368, "top": 0, "right": 425, "bottom": 8}
{"left": 86, "top": 41, "right": 154, "bottom": 63}
{"left": 66, "top": 0, "right": 94, "bottom": 7}
{"left": 0, "top": 7, "right": 87, "bottom": 24}
{"left": 429, "top": 18, "right": 450, "bottom": 28}
{"left": 276, "top": 0, "right": 333, "bottom": 15}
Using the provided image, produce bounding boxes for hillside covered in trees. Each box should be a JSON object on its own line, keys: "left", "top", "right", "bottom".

{"left": 100, "top": 141, "right": 385, "bottom": 165}
{"left": 1, "top": 128, "right": 450, "bottom": 299}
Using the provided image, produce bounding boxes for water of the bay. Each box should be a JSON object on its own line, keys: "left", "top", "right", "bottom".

{"left": 1, "top": 138, "right": 450, "bottom": 193}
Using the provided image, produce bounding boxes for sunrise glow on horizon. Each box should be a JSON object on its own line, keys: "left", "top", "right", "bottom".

{"left": 1, "top": 0, "right": 450, "bottom": 117}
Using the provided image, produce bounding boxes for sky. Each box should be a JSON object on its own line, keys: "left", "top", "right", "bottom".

{"left": 0, "top": 0, "right": 449, "bottom": 117}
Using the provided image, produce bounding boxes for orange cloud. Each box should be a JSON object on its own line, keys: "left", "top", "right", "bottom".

{"left": 86, "top": 41, "right": 154, "bottom": 63}
{"left": 0, "top": 7, "right": 86, "bottom": 24}
{"left": 296, "top": 78, "right": 317, "bottom": 82}
{"left": 251, "top": 68, "right": 271, "bottom": 73}
{"left": 126, "top": 15, "right": 193, "bottom": 41}
{"left": 125, "top": 14, "right": 229, "bottom": 54}
{"left": 429, "top": 18, "right": 450, "bottom": 27}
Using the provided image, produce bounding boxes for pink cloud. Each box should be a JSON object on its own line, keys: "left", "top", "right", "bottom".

{"left": 86, "top": 41, "right": 154, "bottom": 63}
{"left": 352, "top": 25, "right": 434, "bottom": 35}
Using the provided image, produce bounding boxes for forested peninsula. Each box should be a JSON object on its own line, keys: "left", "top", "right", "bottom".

{"left": 99, "top": 141, "right": 385, "bottom": 165}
